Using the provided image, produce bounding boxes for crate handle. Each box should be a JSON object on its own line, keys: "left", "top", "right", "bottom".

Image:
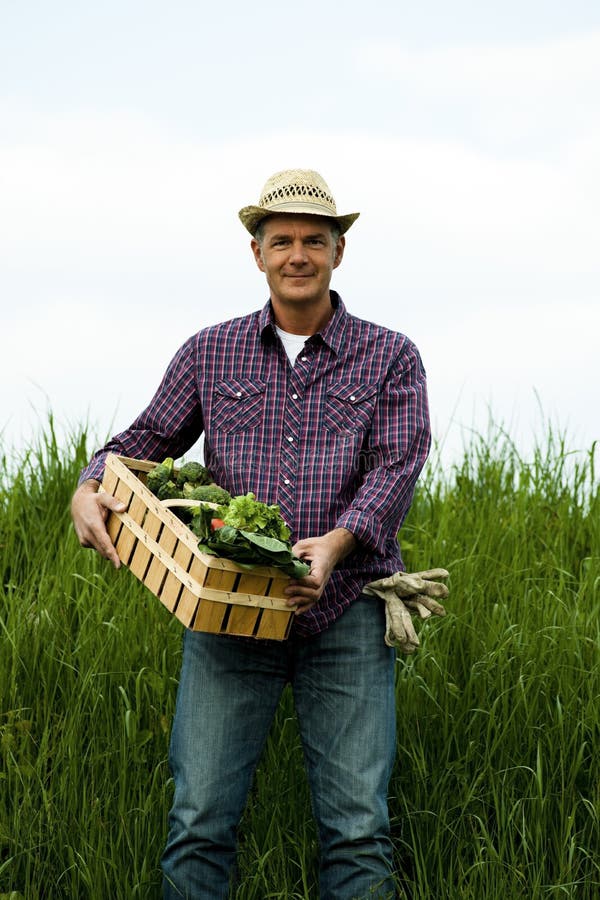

{"left": 160, "top": 499, "right": 220, "bottom": 510}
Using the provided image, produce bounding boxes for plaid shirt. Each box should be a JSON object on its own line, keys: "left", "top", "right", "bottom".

{"left": 80, "top": 293, "right": 431, "bottom": 636}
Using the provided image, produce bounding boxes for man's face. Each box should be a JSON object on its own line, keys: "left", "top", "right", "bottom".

{"left": 251, "top": 214, "right": 344, "bottom": 310}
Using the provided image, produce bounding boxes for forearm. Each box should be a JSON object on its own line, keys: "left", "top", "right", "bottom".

{"left": 320, "top": 526, "right": 357, "bottom": 564}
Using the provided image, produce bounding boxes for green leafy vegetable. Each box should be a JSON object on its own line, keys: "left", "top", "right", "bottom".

{"left": 221, "top": 492, "right": 291, "bottom": 542}
{"left": 198, "top": 525, "right": 310, "bottom": 577}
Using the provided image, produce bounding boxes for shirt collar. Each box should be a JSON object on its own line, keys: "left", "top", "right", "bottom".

{"left": 259, "top": 291, "right": 348, "bottom": 356}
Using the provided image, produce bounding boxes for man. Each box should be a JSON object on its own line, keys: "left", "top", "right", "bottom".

{"left": 71, "top": 168, "right": 431, "bottom": 898}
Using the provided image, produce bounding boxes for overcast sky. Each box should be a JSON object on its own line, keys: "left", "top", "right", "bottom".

{"left": 1, "top": 1, "right": 599, "bottom": 471}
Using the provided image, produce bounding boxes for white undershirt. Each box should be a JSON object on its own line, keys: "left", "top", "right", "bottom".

{"left": 275, "top": 326, "right": 311, "bottom": 365}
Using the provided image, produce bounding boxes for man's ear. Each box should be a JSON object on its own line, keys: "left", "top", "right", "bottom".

{"left": 251, "top": 239, "right": 265, "bottom": 272}
{"left": 333, "top": 235, "right": 346, "bottom": 269}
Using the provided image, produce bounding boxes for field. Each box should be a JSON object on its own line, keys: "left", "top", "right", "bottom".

{"left": 0, "top": 423, "right": 598, "bottom": 899}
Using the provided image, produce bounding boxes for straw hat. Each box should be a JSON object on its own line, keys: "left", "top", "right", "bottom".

{"left": 239, "top": 168, "right": 360, "bottom": 236}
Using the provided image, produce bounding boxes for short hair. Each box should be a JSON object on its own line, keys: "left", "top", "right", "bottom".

{"left": 254, "top": 217, "right": 341, "bottom": 247}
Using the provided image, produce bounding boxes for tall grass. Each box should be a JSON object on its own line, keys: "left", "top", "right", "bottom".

{"left": 393, "top": 428, "right": 599, "bottom": 898}
{"left": 0, "top": 422, "right": 598, "bottom": 898}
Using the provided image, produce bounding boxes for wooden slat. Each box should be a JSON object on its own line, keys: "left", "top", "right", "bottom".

{"left": 266, "top": 576, "right": 290, "bottom": 600}
{"left": 196, "top": 586, "right": 291, "bottom": 611}
{"left": 173, "top": 539, "right": 194, "bottom": 572}
{"left": 159, "top": 572, "right": 183, "bottom": 613}
{"left": 144, "top": 517, "right": 173, "bottom": 595}
{"left": 113, "top": 477, "right": 134, "bottom": 506}
{"left": 203, "top": 567, "right": 239, "bottom": 591}
{"left": 185, "top": 557, "right": 228, "bottom": 632}
{"left": 225, "top": 603, "right": 261, "bottom": 636}
{"left": 256, "top": 608, "right": 294, "bottom": 640}
{"left": 169, "top": 542, "right": 199, "bottom": 622}
{"left": 228, "top": 573, "right": 274, "bottom": 634}
{"left": 113, "top": 456, "right": 157, "bottom": 475}
{"left": 237, "top": 572, "right": 270, "bottom": 595}
{"left": 192, "top": 599, "right": 229, "bottom": 633}
{"left": 106, "top": 509, "right": 123, "bottom": 546}
{"left": 173, "top": 586, "right": 200, "bottom": 628}
{"left": 112, "top": 481, "right": 137, "bottom": 565}
{"left": 128, "top": 540, "right": 152, "bottom": 580}
{"left": 99, "top": 469, "right": 123, "bottom": 546}
{"left": 102, "top": 466, "right": 120, "bottom": 494}
{"left": 127, "top": 494, "right": 154, "bottom": 578}
{"left": 128, "top": 492, "right": 148, "bottom": 525}
{"left": 189, "top": 555, "right": 214, "bottom": 586}
{"left": 115, "top": 525, "right": 138, "bottom": 569}
{"left": 144, "top": 558, "right": 168, "bottom": 601}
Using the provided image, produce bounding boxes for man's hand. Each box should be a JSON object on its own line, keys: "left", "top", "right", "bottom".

{"left": 286, "top": 528, "right": 357, "bottom": 616}
{"left": 71, "top": 479, "right": 126, "bottom": 568}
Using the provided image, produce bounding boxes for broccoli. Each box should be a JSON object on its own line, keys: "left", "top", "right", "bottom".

{"left": 146, "top": 458, "right": 175, "bottom": 495}
{"left": 183, "top": 484, "right": 231, "bottom": 505}
{"left": 176, "top": 461, "right": 212, "bottom": 488}
{"left": 156, "top": 480, "right": 184, "bottom": 501}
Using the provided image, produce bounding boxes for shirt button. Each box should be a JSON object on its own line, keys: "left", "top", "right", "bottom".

{"left": 287, "top": 436, "right": 294, "bottom": 442}
{"left": 236, "top": 391, "right": 242, "bottom": 398}
{"left": 350, "top": 395, "right": 357, "bottom": 402}
{"left": 301, "top": 356, "right": 308, "bottom": 362}
{"left": 283, "top": 478, "right": 291, "bottom": 485}
{"left": 291, "top": 393, "right": 298, "bottom": 400}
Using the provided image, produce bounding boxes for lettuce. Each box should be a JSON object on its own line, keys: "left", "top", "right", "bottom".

{"left": 221, "top": 493, "right": 291, "bottom": 542}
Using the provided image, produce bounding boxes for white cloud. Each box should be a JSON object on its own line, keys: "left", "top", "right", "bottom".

{"left": 355, "top": 31, "right": 600, "bottom": 147}
{"left": 357, "top": 31, "right": 600, "bottom": 100}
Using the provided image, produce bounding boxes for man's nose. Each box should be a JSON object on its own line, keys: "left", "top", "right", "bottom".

{"left": 288, "top": 242, "right": 308, "bottom": 264}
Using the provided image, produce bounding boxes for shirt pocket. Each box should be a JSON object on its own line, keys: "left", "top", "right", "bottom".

{"left": 211, "top": 379, "right": 267, "bottom": 433}
{"left": 323, "top": 382, "right": 379, "bottom": 435}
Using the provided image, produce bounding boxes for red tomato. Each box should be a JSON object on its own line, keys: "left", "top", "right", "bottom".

{"left": 210, "top": 518, "right": 226, "bottom": 530}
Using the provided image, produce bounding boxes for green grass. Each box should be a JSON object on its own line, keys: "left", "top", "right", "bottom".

{"left": 0, "top": 421, "right": 598, "bottom": 898}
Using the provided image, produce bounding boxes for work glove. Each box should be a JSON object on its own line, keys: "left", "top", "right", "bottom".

{"left": 363, "top": 568, "right": 449, "bottom": 653}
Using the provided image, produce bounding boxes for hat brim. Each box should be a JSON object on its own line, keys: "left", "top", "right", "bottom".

{"left": 239, "top": 205, "right": 360, "bottom": 236}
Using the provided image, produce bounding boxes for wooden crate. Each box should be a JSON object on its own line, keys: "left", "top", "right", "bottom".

{"left": 100, "top": 454, "right": 295, "bottom": 640}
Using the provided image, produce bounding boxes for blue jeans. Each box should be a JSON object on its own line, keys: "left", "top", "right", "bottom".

{"left": 161, "top": 595, "right": 397, "bottom": 899}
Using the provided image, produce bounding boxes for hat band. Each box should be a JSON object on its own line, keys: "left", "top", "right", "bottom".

{"left": 263, "top": 199, "right": 337, "bottom": 217}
